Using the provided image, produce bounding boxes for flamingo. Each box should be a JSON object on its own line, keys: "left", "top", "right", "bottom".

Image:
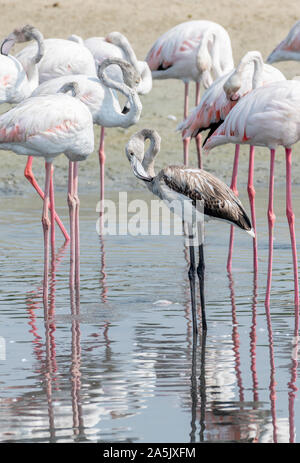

{"left": 0, "top": 25, "right": 44, "bottom": 103}
{"left": 177, "top": 51, "right": 286, "bottom": 271}
{"left": 68, "top": 31, "right": 152, "bottom": 96}
{"left": 0, "top": 88, "right": 94, "bottom": 304}
{"left": 145, "top": 20, "right": 234, "bottom": 167}
{"left": 204, "top": 80, "right": 300, "bottom": 308}
{"left": 125, "top": 128, "right": 254, "bottom": 334}
{"left": 1, "top": 25, "right": 97, "bottom": 241}
{"left": 32, "top": 57, "right": 142, "bottom": 227}
{"left": 267, "top": 20, "right": 300, "bottom": 64}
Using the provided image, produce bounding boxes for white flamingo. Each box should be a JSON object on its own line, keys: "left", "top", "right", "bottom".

{"left": 1, "top": 25, "right": 96, "bottom": 241}
{"left": 177, "top": 51, "right": 286, "bottom": 271}
{"left": 204, "top": 80, "right": 300, "bottom": 308}
{"left": 68, "top": 31, "right": 152, "bottom": 96}
{"left": 32, "top": 57, "right": 142, "bottom": 228}
{"left": 0, "top": 88, "right": 94, "bottom": 304}
{"left": 145, "top": 20, "right": 234, "bottom": 167}
{"left": 0, "top": 25, "right": 44, "bottom": 103}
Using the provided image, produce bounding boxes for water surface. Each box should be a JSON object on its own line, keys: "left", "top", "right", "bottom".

{"left": 0, "top": 187, "right": 299, "bottom": 443}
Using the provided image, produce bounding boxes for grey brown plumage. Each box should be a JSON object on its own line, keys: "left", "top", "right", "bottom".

{"left": 157, "top": 165, "right": 253, "bottom": 233}
{"left": 125, "top": 128, "right": 254, "bottom": 237}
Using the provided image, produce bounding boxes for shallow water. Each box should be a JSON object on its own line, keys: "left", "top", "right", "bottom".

{"left": 0, "top": 186, "right": 299, "bottom": 443}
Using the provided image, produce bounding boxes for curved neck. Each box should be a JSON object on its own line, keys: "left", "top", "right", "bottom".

{"left": 25, "top": 30, "right": 44, "bottom": 89}
{"left": 141, "top": 129, "right": 161, "bottom": 177}
{"left": 235, "top": 51, "right": 264, "bottom": 89}
{"left": 98, "top": 59, "right": 142, "bottom": 127}
{"left": 116, "top": 34, "right": 139, "bottom": 71}
{"left": 195, "top": 29, "right": 215, "bottom": 88}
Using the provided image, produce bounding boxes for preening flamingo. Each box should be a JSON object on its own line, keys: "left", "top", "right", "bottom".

{"left": 126, "top": 128, "right": 254, "bottom": 334}
{"left": 1, "top": 25, "right": 97, "bottom": 241}
{"left": 0, "top": 90, "right": 94, "bottom": 304}
{"left": 32, "top": 57, "right": 142, "bottom": 228}
{"left": 267, "top": 20, "right": 300, "bottom": 64}
{"left": 0, "top": 25, "right": 44, "bottom": 103}
{"left": 177, "top": 51, "right": 286, "bottom": 271}
{"left": 145, "top": 20, "right": 234, "bottom": 167}
{"left": 204, "top": 80, "right": 300, "bottom": 308}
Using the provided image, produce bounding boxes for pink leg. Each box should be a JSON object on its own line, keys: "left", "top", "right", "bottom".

{"left": 248, "top": 146, "right": 258, "bottom": 274}
{"left": 98, "top": 127, "right": 106, "bottom": 232}
{"left": 265, "top": 149, "right": 276, "bottom": 307}
{"left": 42, "top": 162, "right": 52, "bottom": 308}
{"left": 227, "top": 145, "right": 240, "bottom": 272}
{"left": 194, "top": 82, "right": 203, "bottom": 169}
{"left": 49, "top": 164, "right": 55, "bottom": 258}
{"left": 68, "top": 161, "right": 76, "bottom": 288}
{"left": 73, "top": 162, "right": 80, "bottom": 289}
{"left": 285, "top": 148, "right": 299, "bottom": 307}
{"left": 183, "top": 82, "right": 190, "bottom": 166}
{"left": 25, "top": 156, "right": 70, "bottom": 242}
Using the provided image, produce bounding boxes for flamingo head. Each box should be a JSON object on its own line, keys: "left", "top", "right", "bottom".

{"left": 223, "top": 73, "right": 241, "bottom": 102}
{"left": 105, "top": 31, "right": 125, "bottom": 46}
{"left": 1, "top": 25, "right": 44, "bottom": 61}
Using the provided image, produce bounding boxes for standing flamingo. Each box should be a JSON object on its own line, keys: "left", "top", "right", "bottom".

{"left": 125, "top": 128, "right": 254, "bottom": 334}
{"left": 267, "top": 20, "right": 300, "bottom": 64}
{"left": 145, "top": 20, "right": 234, "bottom": 167}
{"left": 1, "top": 25, "right": 97, "bottom": 241}
{"left": 177, "top": 51, "right": 286, "bottom": 271}
{"left": 32, "top": 57, "right": 142, "bottom": 227}
{"left": 0, "top": 90, "right": 94, "bottom": 304}
{"left": 204, "top": 80, "right": 300, "bottom": 308}
{"left": 0, "top": 25, "right": 44, "bottom": 103}
{"left": 68, "top": 31, "right": 151, "bottom": 216}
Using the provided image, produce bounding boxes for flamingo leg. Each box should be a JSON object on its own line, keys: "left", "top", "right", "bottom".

{"left": 42, "top": 162, "right": 52, "bottom": 307}
{"left": 25, "top": 156, "right": 70, "bottom": 242}
{"left": 248, "top": 146, "right": 258, "bottom": 274}
{"left": 197, "top": 243, "right": 207, "bottom": 331}
{"left": 73, "top": 161, "right": 80, "bottom": 289}
{"left": 265, "top": 149, "right": 276, "bottom": 307}
{"left": 188, "top": 242, "right": 198, "bottom": 336}
{"left": 183, "top": 82, "right": 190, "bottom": 166}
{"left": 285, "top": 148, "right": 299, "bottom": 307}
{"left": 49, "top": 163, "right": 55, "bottom": 258}
{"left": 227, "top": 144, "right": 240, "bottom": 272}
{"left": 68, "top": 161, "right": 76, "bottom": 288}
{"left": 98, "top": 126, "right": 106, "bottom": 231}
{"left": 195, "top": 81, "right": 203, "bottom": 169}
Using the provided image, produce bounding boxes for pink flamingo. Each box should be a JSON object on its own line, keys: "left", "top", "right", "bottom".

{"left": 1, "top": 25, "right": 97, "bottom": 242}
{"left": 145, "top": 20, "right": 234, "bottom": 168}
{"left": 32, "top": 57, "right": 142, "bottom": 227}
{"left": 68, "top": 32, "right": 151, "bottom": 218}
{"left": 204, "top": 80, "right": 300, "bottom": 308}
{"left": 178, "top": 51, "right": 286, "bottom": 271}
{"left": 267, "top": 20, "right": 300, "bottom": 64}
{"left": 0, "top": 89, "right": 94, "bottom": 304}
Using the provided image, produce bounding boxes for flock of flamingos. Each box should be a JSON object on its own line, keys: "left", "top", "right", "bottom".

{"left": 1, "top": 18, "right": 300, "bottom": 336}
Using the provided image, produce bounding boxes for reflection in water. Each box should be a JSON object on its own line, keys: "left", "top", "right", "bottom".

{"left": 1, "top": 190, "right": 300, "bottom": 443}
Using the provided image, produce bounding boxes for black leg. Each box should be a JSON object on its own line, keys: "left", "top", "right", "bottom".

{"left": 197, "top": 243, "right": 207, "bottom": 331}
{"left": 188, "top": 243, "right": 198, "bottom": 336}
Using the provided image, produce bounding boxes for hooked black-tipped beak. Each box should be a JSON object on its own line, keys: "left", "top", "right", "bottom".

{"left": 1, "top": 34, "right": 16, "bottom": 56}
{"left": 130, "top": 155, "right": 153, "bottom": 182}
{"left": 122, "top": 103, "right": 130, "bottom": 114}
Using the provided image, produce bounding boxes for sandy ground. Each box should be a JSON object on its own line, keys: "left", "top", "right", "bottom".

{"left": 0, "top": 0, "right": 300, "bottom": 196}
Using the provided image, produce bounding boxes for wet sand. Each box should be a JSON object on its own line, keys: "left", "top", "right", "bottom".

{"left": 0, "top": 0, "right": 300, "bottom": 195}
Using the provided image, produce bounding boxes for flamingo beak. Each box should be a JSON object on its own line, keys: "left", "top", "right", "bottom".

{"left": 130, "top": 155, "right": 152, "bottom": 182}
{"left": 1, "top": 33, "right": 16, "bottom": 56}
